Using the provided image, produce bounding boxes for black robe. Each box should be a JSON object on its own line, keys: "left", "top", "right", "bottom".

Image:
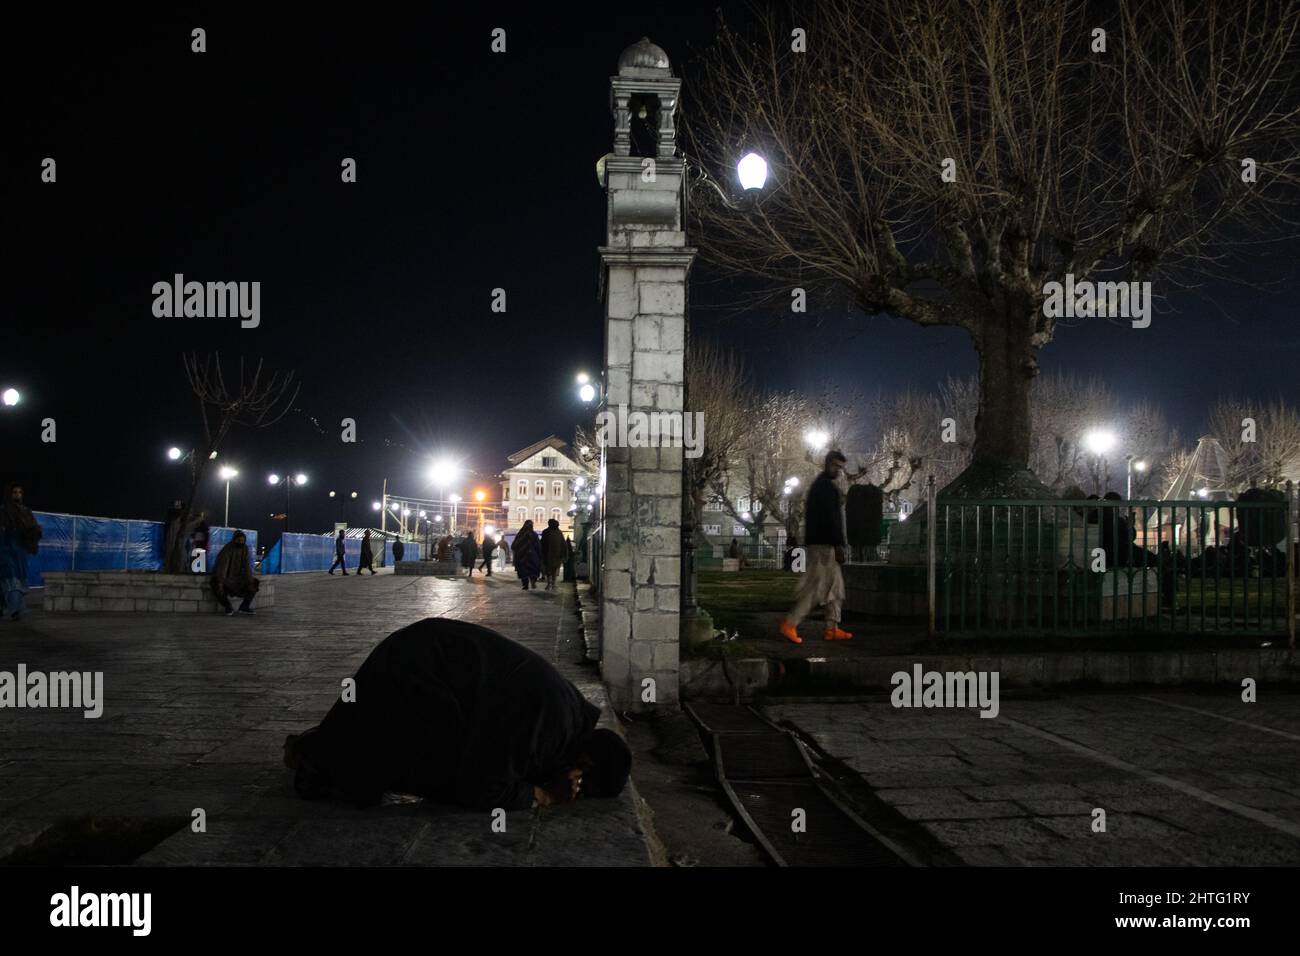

{"left": 295, "top": 618, "right": 600, "bottom": 810}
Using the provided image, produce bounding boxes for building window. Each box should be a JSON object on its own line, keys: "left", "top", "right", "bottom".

{"left": 516, "top": 507, "right": 527, "bottom": 526}
{"left": 702, "top": 523, "right": 722, "bottom": 536}
{"left": 733, "top": 524, "right": 747, "bottom": 536}
{"left": 535, "top": 480, "right": 546, "bottom": 499}
{"left": 542, "top": 455, "right": 557, "bottom": 468}
{"left": 517, "top": 480, "right": 528, "bottom": 499}
{"left": 534, "top": 507, "right": 545, "bottom": 525}
{"left": 552, "top": 480, "right": 563, "bottom": 499}
{"left": 551, "top": 508, "right": 561, "bottom": 524}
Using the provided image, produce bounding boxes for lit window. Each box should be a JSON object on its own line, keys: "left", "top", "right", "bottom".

{"left": 551, "top": 508, "right": 561, "bottom": 523}
{"left": 535, "top": 480, "right": 546, "bottom": 499}
{"left": 534, "top": 507, "right": 545, "bottom": 525}
{"left": 552, "top": 480, "right": 563, "bottom": 499}
{"left": 517, "top": 480, "right": 528, "bottom": 499}
{"left": 516, "top": 507, "right": 527, "bottom": 526}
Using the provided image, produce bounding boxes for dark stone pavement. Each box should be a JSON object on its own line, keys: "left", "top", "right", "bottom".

{"left": 0, "top": 570, "right": 652, "bottom": 866}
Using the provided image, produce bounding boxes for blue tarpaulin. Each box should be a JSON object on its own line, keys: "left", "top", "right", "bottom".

{"left": 27, "top": 512, "right": 163, "bottom": 586}
{"left": 264, "top": 532, "right": 419, "bottom": 573}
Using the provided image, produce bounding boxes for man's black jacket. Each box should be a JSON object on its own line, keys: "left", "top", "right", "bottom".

{"left": 803, "top": 471, "right": 846, "bottom": 547}
{"left": 297, "top": 618, "right": 600, "bottom": 810}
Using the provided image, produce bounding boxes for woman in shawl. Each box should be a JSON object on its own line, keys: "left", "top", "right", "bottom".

{"left": 210, "top": 530, "right": 260, "bottom": 615}
{"left": 357, "top": 529, "right": 376, "bottom": 575}
{"left": 459, "top": 531, "right": 479, "bottom": 577}
{"left": 540, "top": 518, "right": 566, "bottom": 591}
{"left": 0, "top": 483, "right": 42, "bottom": 620}
{"left": 511, "top": 520, "right": 543, "bottom": 590}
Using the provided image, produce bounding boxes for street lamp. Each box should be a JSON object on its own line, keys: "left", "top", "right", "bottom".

{"left": 1083, "top": 429, "right": 1117, "bottom": 496}
{"left": 449, "top": 493, "right": 462, "bottom": 533}
{"left": 428, "top": 458, "right": 458, "bottom": 532}
{"left": 1125, "top": 455, "right": 1148, "bottom": 499}
{"left": 1, "top": 388, "right": 19, "bottom": 407}
{"left": 804, "top": 430, "right": 829, "bottom": 452}
{"left": 737, "top": 152, "right": 769, "bottom": 190}
{"left": 268, "top": 471, "right": 308, "bottom": 532}
{"left": 167, "top": 446, "right": 183, "bottom": 461}
{"left": 218, "top": 466, "right": 238, "bottom": 526}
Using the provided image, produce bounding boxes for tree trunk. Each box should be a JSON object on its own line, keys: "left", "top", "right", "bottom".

{"left": 942, "top": 308, "right": 1051, "bottom": 499}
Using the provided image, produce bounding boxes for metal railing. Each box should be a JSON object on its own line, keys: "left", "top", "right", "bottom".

{"left": 922, "top": 482, "right": 1297, "bottom": 640}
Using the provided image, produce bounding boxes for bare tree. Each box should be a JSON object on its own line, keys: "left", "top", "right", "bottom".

{"left": 687, "top": 0, "right": 1300, "bottom": 496}
{"left": 1206, "top": 397, "right": 1300, "bottom": 488}
{"left": 684, "top": 340, "right": 755, "bottom": 535}
{"left": 164, "top": 354, "right": 300, "bottom": 572}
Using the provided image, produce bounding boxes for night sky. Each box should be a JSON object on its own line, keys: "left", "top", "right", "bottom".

{"left": 6, "top": 4, "right": 1298, "bottom": 543}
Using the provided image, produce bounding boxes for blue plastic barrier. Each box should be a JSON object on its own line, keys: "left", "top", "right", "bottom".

{"left": 27, "top": 512, "right": 164, "bottom": 587}
{"left": 268, "top": 533, "right": 420, "bottom": 573}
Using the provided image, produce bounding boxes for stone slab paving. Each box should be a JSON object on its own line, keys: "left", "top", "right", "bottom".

{"left": 0, "top": 570, "right": 651, "bottom": 866}
{"left": 764, "top": 691, "right": 1300, "bottom": 865}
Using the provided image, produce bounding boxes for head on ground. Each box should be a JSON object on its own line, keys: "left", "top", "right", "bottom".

{"left": 576, "top": 728, "right": 632, "bottom": 799}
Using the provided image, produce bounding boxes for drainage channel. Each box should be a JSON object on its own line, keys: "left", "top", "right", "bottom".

{"left": 685, "top": 702, "right": 921, "bottom": 867}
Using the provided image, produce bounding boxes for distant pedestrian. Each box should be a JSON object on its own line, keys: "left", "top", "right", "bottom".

{"left": 541, "top": 518, "right": 566, "bottom": 591}
{"left": 511, "top": 520, "right": 542, "bottom": 590}
{"left": 328, "top": 528, "right": 349, "bottom": 575}
{"left": 436, "top": 535, "right": 451, "bottom": 561}
{"left": 779, "top": 450, "right": 853, "bottom": 645}
{"left": 358, "top": 529, "right": 376, "bottom": 575}
{"left": 478, "top": 534, "right": 496, "bottom": 576}
{"left": 0, "top": 483, "right": 42, "bottom": 621}
{"left": 210, "top": 530, "right": 259, "bottom": 616}
{"left": 728, "top": 538, "right": 741, "bottom": 560}
{"left": 392, "top": 538, "right": 405, "bottom": 563}
{"left": 460, "top": 531, "right": 480, "bottom": 577}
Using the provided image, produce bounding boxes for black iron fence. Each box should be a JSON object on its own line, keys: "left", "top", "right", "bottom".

{"left": 924, "top": 482, "right": 1297, "bottom": 639}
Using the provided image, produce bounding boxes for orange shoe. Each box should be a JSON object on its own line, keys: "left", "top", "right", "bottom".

{"left": 823, "top": 626, "right": 854, "bottom": 641}
{"left": 778, "top": 620, "right": 803, "bottom": 644}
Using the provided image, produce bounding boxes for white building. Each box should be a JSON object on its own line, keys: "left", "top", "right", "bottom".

{"left": 500, "top": 436, "right": 594, "bottom": 536}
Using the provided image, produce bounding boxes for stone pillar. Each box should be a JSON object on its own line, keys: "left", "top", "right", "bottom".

{"left": 598, "top": 38, "right": 694, "bottom": 711}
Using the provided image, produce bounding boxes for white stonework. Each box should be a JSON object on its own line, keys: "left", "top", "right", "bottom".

{"left": 598, "top": 38, "right": 694, "bottom": 711}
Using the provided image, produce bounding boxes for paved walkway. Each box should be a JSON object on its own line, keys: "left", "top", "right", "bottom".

{"left": 0, "top": 570, "right": 652, "bottom": 866}
{"left": 764, "top": 690, "right": 1300, "bottom": 865}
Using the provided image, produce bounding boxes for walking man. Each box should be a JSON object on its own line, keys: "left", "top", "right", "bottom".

{"left": 328, "top": 528, "right": 349, "bottom": 575}
{"left": 779, "top": 450, "right": 853, "bottom": 645}
{"left": 460, "top": 531, "right": 479, "bottom": 578}
{"left": 357, "top": 529, "right": 377, "bottom": 575}
{"left": 478, "top": 533, "right": 496, "bottom": 576}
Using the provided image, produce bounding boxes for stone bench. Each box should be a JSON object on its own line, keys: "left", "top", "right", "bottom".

{"left": 39, "top": 571, "right": 276, "bottom": 613}
{"left": 720, "top": 558, "right": 741, "bottom": 572}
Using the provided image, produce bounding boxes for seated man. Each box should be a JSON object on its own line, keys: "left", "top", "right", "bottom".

{"left": 210, "top": 530, "right": 259, "bottom": 615}
{"left": 283, "top": 618, "right": 632, "bottom": 810}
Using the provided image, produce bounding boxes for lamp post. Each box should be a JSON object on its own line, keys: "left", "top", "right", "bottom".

{"left": 428, "top": 458, "right": 458, "bottom": 534}
{"left": 1083, "top": 430, "right": 1116, "bottom": 496}
{"left": 449, "top": 494, "right": 462, "bottom": 534}
{"left": 1125, "top": 457, "right": 1147, "bottom": 500}
{"left": 268, "top": 471, "right": 308, "bottom": 533}
{"left": 218, "top": 466, "right": 238, "bottom": 526}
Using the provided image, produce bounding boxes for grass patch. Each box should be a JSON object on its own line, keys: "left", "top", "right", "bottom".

{"left": 695, "top": 569, "right": 797, "bottom": 637}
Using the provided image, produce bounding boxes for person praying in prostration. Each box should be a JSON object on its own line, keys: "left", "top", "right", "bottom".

{"left": 283, "top": 618, "right": 632, "bottom": 811}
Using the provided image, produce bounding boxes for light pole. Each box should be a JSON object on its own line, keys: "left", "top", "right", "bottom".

{"left": 1125, "top": 455, "right": 1147, "bottom": 500}
{"left": 428, "top": 458, "right": 458, "bottom": 534}
{"left": 268, "top": 471, "right": 308, "bottom": 533}
{"left": 1083, "top": 430, "right": 1116, "bottom": 496}
{"left": 219, "top": 466, "right": 239, "bottom": 526}
{"left": 449, "top": 494, "right": 462, "bottom": 534}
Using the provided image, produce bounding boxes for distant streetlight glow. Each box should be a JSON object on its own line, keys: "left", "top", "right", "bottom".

{"left": 804, "top": 430, "right": 829, "bottom": 451}
{"left": 449, "top": 494, "right": 462, "bottom": 503}
{"left": 268, "top": 473, "right": 280, "bottom": 485}
{"left": 294, "top": 473, "right": 308, "bottom": 486}
{"left": 737, "top": 152, "right": 768, "bottom": 190}
{"left": 474, "top": 490, "right": 486, "bottom": 502}
{"left": 579, "top": 383, "right": 597, "bottom": 403}
{"left": 219, "top": 466, "right": 238, "bottom": 481}
{"left": 2, "top": 388, "right": 20, "bottom": 406}
{"left": 1083, "top": 429, "right": 1117, "bottom": 456}
{"left": 576, "top": 372, "right": 590, "bottom": 385}
{"left": 419, "top": 510, "right": 427, "bottom": 518}
{"left": 350, "top": 491, "right": 358, "bottom": 498}
{"left": 167, "top": 447, "right": 183, "bottom": 461}
{"left": 1134, "top": 460, "right": 1148, "bottom": 472}
{"left": 329, "top": 490, "right": 336, "bottom": 498}
{"left": 372, "top": 501, "right": 381, "bottom": 510}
